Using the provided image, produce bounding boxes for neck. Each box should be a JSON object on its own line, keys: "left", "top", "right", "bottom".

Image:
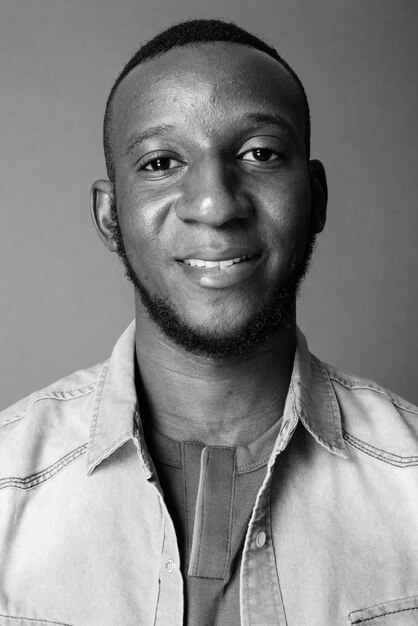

{"left": 134, "top": 306, "right": 297, "bottom": 447}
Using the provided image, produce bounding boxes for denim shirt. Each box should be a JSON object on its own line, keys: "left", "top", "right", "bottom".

{"left": 1, "top": 322, "right": 418, "bottom": 626}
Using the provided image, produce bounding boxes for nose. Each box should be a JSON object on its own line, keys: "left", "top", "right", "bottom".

{"left": 175, "top": 157, "right": 253, "bottom": 227}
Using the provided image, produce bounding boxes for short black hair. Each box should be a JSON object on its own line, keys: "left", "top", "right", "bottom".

{"left": 103, "top": 19, "right": 310, "bottom": 182}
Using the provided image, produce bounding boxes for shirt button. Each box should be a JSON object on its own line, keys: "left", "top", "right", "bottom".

{"left": 255, "top": 531, "right": 266, "bottom": 548}
{"left": 166, "top": 559, "right": 175, "bottom": 573}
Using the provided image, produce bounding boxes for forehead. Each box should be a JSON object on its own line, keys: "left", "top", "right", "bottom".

{"left": 111, "top": 42, "right": 306, "bottom": 152}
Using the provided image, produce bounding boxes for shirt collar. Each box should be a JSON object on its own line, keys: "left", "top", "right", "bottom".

{"left": 290, "top": 328, "right": 349, "bottom": 459}
{"left": 86, "top": 321, "right": 152, "bottom": 476}
{"left": 86, "top": 322, "right": 348, "bottom": 474}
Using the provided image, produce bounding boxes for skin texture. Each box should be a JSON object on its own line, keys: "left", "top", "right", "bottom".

{"left": 91, "top": 42, "right": 327, "bottom": 445}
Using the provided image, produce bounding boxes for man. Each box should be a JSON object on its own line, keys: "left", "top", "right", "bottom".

{"left": 1, "top": 18, "right": 417, "bottom": 626}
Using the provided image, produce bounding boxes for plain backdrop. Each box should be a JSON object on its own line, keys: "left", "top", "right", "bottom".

{"left": 1, "top": 0, "right": 417, "bottom": 410}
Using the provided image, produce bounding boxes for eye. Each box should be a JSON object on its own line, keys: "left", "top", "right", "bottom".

{"left": 141, "top": 156, "right": 183, "bottom": 172}
{"left": 239, "top": 148, "right": 281, "bottom": 163}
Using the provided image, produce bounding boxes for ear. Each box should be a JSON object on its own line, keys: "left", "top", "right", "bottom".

{"left": 90, "top": 179, "right": 117, "bottom": 252}
{"left": 308, "top": 159, "right": 327, "bottom": 234}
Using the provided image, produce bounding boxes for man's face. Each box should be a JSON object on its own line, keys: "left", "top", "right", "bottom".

{"left": 105, "top": 43, "right": 325, "bottom": 356}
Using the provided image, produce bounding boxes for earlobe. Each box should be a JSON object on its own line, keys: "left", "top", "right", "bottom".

{"left": 90, "top": 179, "right": 117, "bottom": 251}
{"left": 308, "top": 160, "right": 328, "bottom": 234}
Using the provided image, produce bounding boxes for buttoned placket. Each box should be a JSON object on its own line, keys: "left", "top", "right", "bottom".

{"left": 133, "top": 418, "right": 184, "bottom": 625}
{"left": 240, "top": 406, "right": 298, "bottom": 626}
{"left": 153, "top": 503, "right": 184, "bottom": 625}
{"left": 131, "top": 403, "right": 298, "bottom": 625}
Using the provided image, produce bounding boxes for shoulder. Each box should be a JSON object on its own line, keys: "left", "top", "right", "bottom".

{"left": 0, "top": 360, "right": 107, "bottom": 468}
{"left": 0, "top": 360, "right": 106, "bottom": 428}
{"left": 325, "top": 360, "right": 418, "bottom": 418}
{"left": 0, "top": 360, "right": 109, "bottom": 491}
{"left": 323, "top": 360, "right": 418, "bottom": 463}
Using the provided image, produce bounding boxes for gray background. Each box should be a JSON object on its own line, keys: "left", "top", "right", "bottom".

{"left": 1, "top": 0, "right": 417, "bottom": 410}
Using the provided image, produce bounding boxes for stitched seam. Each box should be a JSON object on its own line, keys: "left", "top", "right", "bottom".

{"left": 243, "top": 505, "right": 253, "bottom": 626}
{"left": 181, "top": 443, "right": 191, "bottom": 569}
{"left": 299, "top": 407, "right": 338, "bottom": 453}
{"left": 326, "top": 366, "right": 342, "bottom": 447}
{"left": 293, "top": 368, "right": 337, "bottom": 453}
{"left": 343, "top": 430, "right": 418, "bottom": 460}
{"left": 153, "top": 513, "right": 166, "bottom": 626}
{"left": 329, "top": 375, "right": 418, "bottom": 415}
{"left": 246, "top": 535, "right": 252, "bottom": 626}
{"left": 343, "top": 431, "right": 418, "bottom": 467}
{"left": 1, "top": 384, "right": 96, "bottom": 426}
{"left": 268, "top": 504, "right": 288, "bottom": 626}
{"left": 267, "top": 485, "right": 284, "bottom": 625}
{"left": 32, "top": 384, "right": 96, "bottom": 401}
{"left": 184, "top": 443, "right": 234, "bottom": 450}
{"left": 317, "top": 359, "right": 341, "bottom": 445}
{"left": 94, "top": 430, "right": 132, "bottom": 465}
{"left": 187, "top": 574, "right": 227, "bottom": 580}
{"left": 351, "top": 605, "right": 418, "bottom": 623}
{"left": 196, "top": 449, "right": 208, "bottom": 573}
{"left": 0, "top": 444, "right": 88, "bottom": 490}
{"left": 221, "top": 449, "right": 236, "bottom": 579}
{"left": 0, "top": 614, "right": 72, "bottom": 625}
{"left": 87, "top": 361, "right": 110, "bottom": 458}
{"left": 238, "top": 451, "right": 272, "bottom": 472}
{"left": 1, "top": 414, "right": 26, "bottom": 426}
{"left": 155, "top": 455, "right": 181, "bottom": 468}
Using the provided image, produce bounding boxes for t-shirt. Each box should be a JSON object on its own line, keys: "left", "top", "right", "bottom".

{"left": 143, "top": 417, "right": 283, "bottom": 625}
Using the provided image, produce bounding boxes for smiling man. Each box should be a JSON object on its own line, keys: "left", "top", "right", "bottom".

{"left": 1, "top": 19, "right": 418, "bottom": 626}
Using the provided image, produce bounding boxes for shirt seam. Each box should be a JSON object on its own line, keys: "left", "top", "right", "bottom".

{"left": 266, "top": 488, "right": 280, "bottom": 622}
{"left": 154, "top": 446, "right": 273, "bottom": 473}
{"left": 195, "top": 448, "right": 209, "bottom": 574}
{"left": 181, "top": 443, "right": 191, "bottom": 567}
{"left": 351, "top": 605, "right": 418, "bottom": 624}
{"left": 0, "top": 615, "right": 72, "bottom": 626}
{"left": 221, "top": 447, "right": 236, "bottom": 579}
{"left": 316, "top": 359, "right": 344, "bottom": 448}
{"left": 237, "top": 451, "right": 273, "bottom": 473}
{"left": 1, "top": 384, "right": 96, "bottom": 426}
{"left": 154, "top": 455, "right": 182, "bottom": 468}
{"left": 87, "top": 431, "right": 133, "bottom": 474}
{"left": 343, "top": 430, "right": 418, "bottom": 466}
{"left": 88, "top": 360, "right": 110, "bottom": 451}
{"left": 329, "top": 375, "right": 418, "bottom": 415}
{"left": 0, "top": 443, "right": 88, "bottom": 490}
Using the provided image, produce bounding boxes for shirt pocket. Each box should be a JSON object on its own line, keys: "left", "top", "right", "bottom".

{"left": 349, "top": 595, "right": 418, "bottom": 625}
{"left": 0, "top": 616, "right": 71, "bottom": 626}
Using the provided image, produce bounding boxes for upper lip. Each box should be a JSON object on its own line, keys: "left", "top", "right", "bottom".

{"left": 176, "top": 247, "right": 261, "bottom": 261}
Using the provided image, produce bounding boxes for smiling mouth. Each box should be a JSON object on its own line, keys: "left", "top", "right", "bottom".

{"left": 180, "top": 254, "right": 254, "bottom": 269}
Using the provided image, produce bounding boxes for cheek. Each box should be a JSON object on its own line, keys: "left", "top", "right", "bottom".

{"left": 116, "top": 183, "right": 169, "bottom": 269}
{"left": 262, "top": 178, "right": 312, "bottom": 258}
{"left": 116, "top": 211, "right": 163, "bottom": 289}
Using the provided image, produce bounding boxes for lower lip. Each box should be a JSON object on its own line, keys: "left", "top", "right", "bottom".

{"left": 177, "top": 256, "right": 262, "bottom": 289}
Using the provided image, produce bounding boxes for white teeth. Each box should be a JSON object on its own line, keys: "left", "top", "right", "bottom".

{"left": 220, "top": 259, "right": 235, "bottom": 268}
{"left": 183, "top": 255, "right": 252, "bottom": 269}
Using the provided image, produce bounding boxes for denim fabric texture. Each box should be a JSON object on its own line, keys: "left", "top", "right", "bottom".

{"left": 1, "top": 322, "right": 418, "bottom": 625}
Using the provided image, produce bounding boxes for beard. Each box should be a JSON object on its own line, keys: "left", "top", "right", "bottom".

{"left": 109, "top": 196, "right": 316, "bottom": 358}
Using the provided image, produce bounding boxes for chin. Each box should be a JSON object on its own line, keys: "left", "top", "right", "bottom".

{"left": 113, "top": 214, "right": 315, "bottom": 357}
{"left": 136, "top": 281, "right": 293, "bottom": 358}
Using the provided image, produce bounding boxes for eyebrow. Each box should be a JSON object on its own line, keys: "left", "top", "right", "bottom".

{"left": 124, "top": 124, "right": 176, "bottom": 157}
{"left": 123, "top": 112, "right": 299, "bottom": 158}
{"left": 239, "top": 112, "right": 299, "bottom": 139}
